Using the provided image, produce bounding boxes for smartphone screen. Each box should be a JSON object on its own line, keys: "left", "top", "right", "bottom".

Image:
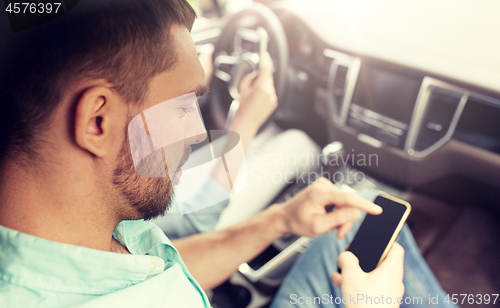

{"left": 346, "top": 195, "right": 410, "bottom": 272}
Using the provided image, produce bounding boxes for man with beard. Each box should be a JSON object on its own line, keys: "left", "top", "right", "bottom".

{"left": 0, "top": 1, "right": 455, "bottom": 307}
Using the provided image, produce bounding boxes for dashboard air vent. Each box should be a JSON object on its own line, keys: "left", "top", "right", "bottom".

{"left": 414, "top": 91, "right": 461, "bottom": 151}
{"left": 329, "top": 65, "right": 348, "bottom": 119}
{"left": 324, "top": 48, "right": 361, "bottom": 124}
{"left": 333, "top": 65, "right": 348, "bottom": 100}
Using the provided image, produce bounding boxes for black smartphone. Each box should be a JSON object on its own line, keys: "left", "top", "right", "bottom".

{"left": 343, "top": 194, "right": 411, "bottom": 273}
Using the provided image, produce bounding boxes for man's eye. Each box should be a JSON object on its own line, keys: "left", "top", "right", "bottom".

{"left": 179, "top": 106, "right": 195, "bottom": 119}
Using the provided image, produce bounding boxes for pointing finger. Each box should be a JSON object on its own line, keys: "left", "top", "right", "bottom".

{"left": 315, "top": 208, "right": 361, "bottom": 233}
{"left": 325, "top": 188, "right": 382, "bottom": 215}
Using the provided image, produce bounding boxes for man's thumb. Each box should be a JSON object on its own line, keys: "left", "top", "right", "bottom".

{"left": 338, "top": 251, "right": 361, "bottom": 273}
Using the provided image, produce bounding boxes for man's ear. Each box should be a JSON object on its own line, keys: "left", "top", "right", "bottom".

{"left": 74, "top": 86, "right": 124, "bottom": 158}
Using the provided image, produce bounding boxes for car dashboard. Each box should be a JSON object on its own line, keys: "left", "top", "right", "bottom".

{"left": 272, "top": 0, "right": 500, "bottom": 210}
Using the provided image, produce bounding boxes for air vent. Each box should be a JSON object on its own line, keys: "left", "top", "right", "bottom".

{"left": 330, "top": 65, "right": 348, "bottom": 118}
{"left": 414, "top": 91, "right": 461, "bottom": 151}
{"left": 322, "top": 57, "right": 334, "bottom": 83}
{"left": 333, "top": 65, "right": 348, "bottom": 101}
{"left": 324, "top": 48, "right": 361, "bottom": 124}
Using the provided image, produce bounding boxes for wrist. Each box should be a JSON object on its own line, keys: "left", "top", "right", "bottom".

{"left": 229, "top": 115, "right": 258, "bottom": 151}
{"left": 229, "top": 114, "right": 258, "bottom": 138}
{"left": 265, "top": 203, "right": 291, "bottom": 237}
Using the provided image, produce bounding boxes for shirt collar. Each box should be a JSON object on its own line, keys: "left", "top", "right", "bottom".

{"left": 0, "top": 220, "right": 180, "bottom": 295}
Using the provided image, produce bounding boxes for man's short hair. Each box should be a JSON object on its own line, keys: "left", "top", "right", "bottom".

{"left": 0, "top": 0, "right": 196, "bottom": 163}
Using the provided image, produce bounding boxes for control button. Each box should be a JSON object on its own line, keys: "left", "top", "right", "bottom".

{"left": 426, "top": 122, "right": 443, "bottom": 132}
{"left": 350, "top": 104, "right": 363, "bottom": 112}
{"left": 384, "top": 125, "right": 404, "bottom": 136}
{"left": 357, "top": 134, "right": 382, "bottom": 148}
{"left": 363, "top": 109, "right": 382, "bottom": 120}
{"left": 376, "top": 129, "right": 400, "bottom": 147}
{"left": 349, "top": 118, "right": 369, "bottom": 132}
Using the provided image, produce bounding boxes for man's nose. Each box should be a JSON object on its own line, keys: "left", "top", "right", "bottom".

{"left": 184, "top": 132, "right": 207, "bottom": 146}
{"left": 183, "top": 109, "right": 207, "bottom": 145}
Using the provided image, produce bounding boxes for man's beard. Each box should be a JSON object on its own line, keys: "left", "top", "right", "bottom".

{"left": 112, "top": 139, "right": 190, "bottom": 221}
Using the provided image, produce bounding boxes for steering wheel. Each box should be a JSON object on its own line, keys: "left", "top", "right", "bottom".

{"left": 210, "top": 3, "right": 289, "bottom": 129}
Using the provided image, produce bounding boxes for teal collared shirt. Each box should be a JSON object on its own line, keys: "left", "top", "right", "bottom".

{"left": 0, "top": 220, "right": 211, "bottom": 307}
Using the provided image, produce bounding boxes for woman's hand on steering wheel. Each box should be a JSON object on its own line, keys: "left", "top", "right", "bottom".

{"left": 231, "top": 51, "right": 278, "bottom": 140}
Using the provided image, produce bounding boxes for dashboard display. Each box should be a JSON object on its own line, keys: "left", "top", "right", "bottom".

{"left": 454, "top": 99, "right": 500, "bottom": 154}
{"left": 352, "top": 66, "right": 422, "bottom": 123}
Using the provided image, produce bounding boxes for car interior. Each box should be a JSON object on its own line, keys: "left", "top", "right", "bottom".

{"left": 184, "top": 0, "right": 500, "bottom": 307}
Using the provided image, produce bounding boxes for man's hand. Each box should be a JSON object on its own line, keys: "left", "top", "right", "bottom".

{"left": 280, "top": 178, "right": 382, "bottom": 239}
{"left": 331, "top": 243, "right": 406, "bottom": 308}
{"left": 231, "top": 51, "right": 278, "bottom": 135}
{"left": 173, "top": 177, "right": 382, "bottom": 290}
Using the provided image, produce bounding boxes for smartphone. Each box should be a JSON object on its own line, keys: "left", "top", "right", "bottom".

{"left": 344, "top": 194, "right": 411, "bottom": 273}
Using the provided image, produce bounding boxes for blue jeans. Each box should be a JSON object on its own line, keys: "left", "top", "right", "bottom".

{"left": 270, "top": 220, "right": 457, "bottom": 308}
